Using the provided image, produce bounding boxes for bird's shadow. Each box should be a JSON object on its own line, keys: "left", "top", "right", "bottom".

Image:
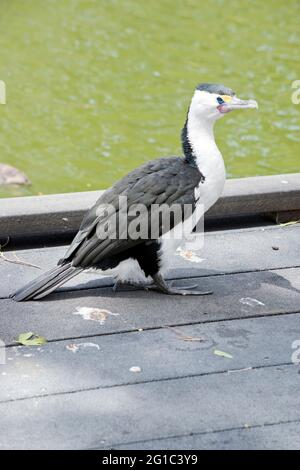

{"left": 41, "top": 267, "right": 300, "bottom": 302}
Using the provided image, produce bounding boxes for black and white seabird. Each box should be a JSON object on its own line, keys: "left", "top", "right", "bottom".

{"left": 12, "top": 83, "right": 258, "bottom": 301}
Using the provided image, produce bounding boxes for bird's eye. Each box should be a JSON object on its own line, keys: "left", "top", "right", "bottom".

{"left": 217, "top": 97, "right": 225, "bottom": 105}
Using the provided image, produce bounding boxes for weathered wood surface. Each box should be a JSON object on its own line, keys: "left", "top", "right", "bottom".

{"left": 0, "top": 222, "right": 299, "bottom": 449}
{"left": 1, "top": 264, "right": 299, "bottom": 345}
{"left": 1, "top": 224, "right": 299, "bottom": 299}
{"left": 1, "top": 313, "right": 299, "bottom": 403}
{"left": 115, "top": 421, "right": 300, "bottom": 450}
{"left": 1, "top": 173, "right": 299, "bottom": 241}
{"left": 0, "top": 366, "right": 299, "bottom": 450}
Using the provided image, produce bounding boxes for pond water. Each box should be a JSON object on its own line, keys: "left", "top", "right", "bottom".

{"left": 0, "top": 0, "right": 299, "bottom": 198}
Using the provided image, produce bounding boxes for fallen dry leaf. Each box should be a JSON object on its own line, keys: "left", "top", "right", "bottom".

{"left": 17, "top": 332, "right": 47, "bottom": 346}
{"left": 214, "top": 349, "right": 233, "bottom": 359}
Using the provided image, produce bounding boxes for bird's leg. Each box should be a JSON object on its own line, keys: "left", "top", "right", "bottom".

{"left": 149, "top": 273, "right": 213, "bottom": 296}
{"left": 113, "top": 279, "right": 154, "bottom": 292}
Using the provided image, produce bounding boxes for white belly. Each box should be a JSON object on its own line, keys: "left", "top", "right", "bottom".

{"left": 104, "top": 258, "right": 150, "bottom": 283}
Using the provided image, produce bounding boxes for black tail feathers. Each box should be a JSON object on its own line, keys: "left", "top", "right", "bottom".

{"left": 11, "top": 264, "right": 81, "bottom": 302}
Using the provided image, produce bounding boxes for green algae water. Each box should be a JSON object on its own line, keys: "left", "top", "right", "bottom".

{"left": 0, "top": 0, "right": 299, "bottom": 198}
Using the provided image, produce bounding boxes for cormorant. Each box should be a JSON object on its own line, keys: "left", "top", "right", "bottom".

{"left": 11, "top": 83, "right": 258, "bottom": 301}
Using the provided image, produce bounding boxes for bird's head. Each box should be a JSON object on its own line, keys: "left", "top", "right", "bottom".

{"left": 190, "top": 83, "right": 258, "bottom": 123}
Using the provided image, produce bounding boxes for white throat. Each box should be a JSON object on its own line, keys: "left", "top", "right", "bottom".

{"left": 186, "top": 103, "right": 226, "bottom": 210}
{"left": 187, "top": 104, "right": 220, "bottom": 165}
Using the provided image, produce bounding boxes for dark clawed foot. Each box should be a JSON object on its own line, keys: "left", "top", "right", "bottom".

{"left": 167, "top": 287, "right": 213, "bottom": 296}
{"left": 169, "top": 281, "right": 198, "bottom": 290}
{"left": 150, "top": 273, "right": 213, "bottom": 296}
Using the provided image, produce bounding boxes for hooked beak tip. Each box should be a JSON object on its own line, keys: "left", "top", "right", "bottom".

{"left": 248, "top": 99, "right": 259, "bottom": 109}
{"left": 217, "top": 96, "right": 258, "bottom": 114}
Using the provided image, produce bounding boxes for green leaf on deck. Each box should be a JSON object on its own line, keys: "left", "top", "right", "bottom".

{"left": 17, "top": 332, "right": 47, "bottom": 346}
{"left": 214, "top": 349, "right": 233, "bottom": 359}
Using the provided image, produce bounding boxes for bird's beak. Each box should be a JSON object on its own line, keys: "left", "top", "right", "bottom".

{"left": 218, "top": 96, "right": 258, "bottom": 114}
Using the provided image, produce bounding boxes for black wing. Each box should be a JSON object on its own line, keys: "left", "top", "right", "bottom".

{"left": 60, "top": 157, "right": 203, "bottom": 268}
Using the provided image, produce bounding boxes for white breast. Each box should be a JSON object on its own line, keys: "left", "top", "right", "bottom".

{"left": 194, "top": 150, "right": 226, "bottom": 211}
{"left": 159, "top": 99, "right": 226, "bottom": 274}
{"left": 158, "top": 156, "right": 225, "bottom": 275}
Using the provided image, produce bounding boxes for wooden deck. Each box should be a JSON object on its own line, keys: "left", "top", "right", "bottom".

{"left": 0, "top": 222, "right": 299, "bottom": 449}
{"left": 0, "top": 174, "right": 300, "bottom": 450}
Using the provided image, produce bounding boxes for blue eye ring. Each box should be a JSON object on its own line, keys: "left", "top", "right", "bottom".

{"left": 217, "top": 97, "right": 225, "bottom": 105}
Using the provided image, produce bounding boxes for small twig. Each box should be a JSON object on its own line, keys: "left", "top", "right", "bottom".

{"left": 0, "top": 251, "right": 41, "bottom": 269}
{"left": 166, "top": 326, "right": 204, "bottom": 342}
{"left": 0, "top": 236, "right": 41, "bottom": 269}
{"left": 280, "top": 220, "right": 300, "bottom": 227}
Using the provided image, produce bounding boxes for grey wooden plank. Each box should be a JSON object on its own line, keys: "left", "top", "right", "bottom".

{"left": 0, "top": 365, "right": 298, "bottom": 449}
{"left": 1, "top": 313, "right": 299, "bottom": 403}
{"left": 115, "top": 421, "right": 300, "bottom": 450}
{"left": 0, "top": 267, "right": 299, "bottom": 345}
{"left": 1, "top": 224, "right": 299, "bottom": 299}
{"left": 1, "top": 173, "right": 299, "bottom": 240}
